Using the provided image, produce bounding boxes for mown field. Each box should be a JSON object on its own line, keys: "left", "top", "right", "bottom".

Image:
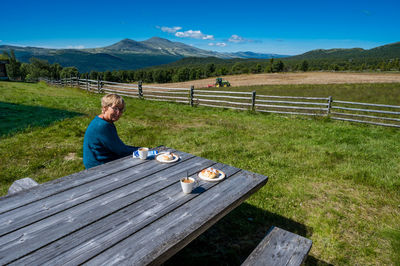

{"left": 152, "top": 72, "right": 400, "bottom": 92}
{"left": 0, "top": 81, "right": 399, "bottom": 265}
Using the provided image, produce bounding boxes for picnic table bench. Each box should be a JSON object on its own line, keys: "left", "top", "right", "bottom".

{"left": 242, "top": 226, "right": 312, "bottom": 266}
{"left": 0, "top": 147, "right": 268, "bottom": 265}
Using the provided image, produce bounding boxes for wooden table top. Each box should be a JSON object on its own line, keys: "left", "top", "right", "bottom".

{"left": 0, "top": 147, "right": 268, "bottom": 265}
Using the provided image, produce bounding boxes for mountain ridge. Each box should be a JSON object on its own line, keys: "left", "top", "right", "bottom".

{"left": 289, "top": 42, "right": 400, "bottom": 60}
{"left": 1, "top": 37, "right": 399, "bottom": 72}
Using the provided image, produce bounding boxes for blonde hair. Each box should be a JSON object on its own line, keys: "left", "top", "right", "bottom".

{"left": 101, "top": 94, "right": 125, "bottom": 111}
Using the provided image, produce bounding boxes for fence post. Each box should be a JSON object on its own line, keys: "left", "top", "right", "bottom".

{"left": 97, "top": 76, "right": 100, "bottom": 94}
{"left": 100, "top": 77, "right": 104, "bottom": 94}
{"left": 70, "top": 74, "right": 72, "bottom": 87}
{"left": 251, "top": 91, "right": 256, "bottom": 111}
{"left": 190, "top": 85, "right": 194, "bottom": 106}
{"left": 327, "top": 96, "right": 332, "bottom": 116}
{"left": 138, "top": 81, "right": 143, "bottom": 99}
{"left": 86, "top": 75, "right": 89, "bottom": 92}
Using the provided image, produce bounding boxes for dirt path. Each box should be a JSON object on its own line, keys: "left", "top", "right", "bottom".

{"left": 146, "top": 72, "right": 400, "bottom": 88}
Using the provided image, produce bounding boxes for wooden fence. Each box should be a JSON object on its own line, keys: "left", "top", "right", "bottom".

{"left": 42, "top": 77, "right": 400, "bottom": 128}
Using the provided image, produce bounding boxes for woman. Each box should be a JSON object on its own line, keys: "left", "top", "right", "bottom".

{"left": 83, "top": 94, "right": 138, "bottom": 169}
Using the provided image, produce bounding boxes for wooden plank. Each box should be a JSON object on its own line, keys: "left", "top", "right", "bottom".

{"left": 198, "top": 103, "right": 249, "bottom": 111}
{"left": 256, "top": 99, "right": 328, "bottom": 106}
{"left": 194, "top": 94, "right": 251, "bottom": 100}
{"left": 0, "top": 156, "right": 212, "bottom": 264}
{"left": 142, "top": 85, "right": 189, "bottom": 91}
{"left": 102, "top": 84, "right": 138, "bottom": 90}
{"left": 141, "top": 90, "right": 187, "bottom": 95}
{"left": 143, "top": 95, "right": 188, "bottom": 100}
{"left": 331, "top": 106, "right": 400, "bottom": 115}
{"left": 241, "top": 227, "right": 312, "bottom": 266}
{"left": 196, "top": 98, "right": 252, "bottom": 106}
{"left": 101, "top": 81, "right": 138, "bottom": 87}
{"left": 0, "top": 147, "right": 176, "bottom": 214}
{"left": 331, "top": 112, "right": 400, "bottom": 122}
{"left": 0, "top": 150, "right": 194, "bottom": 236}
{"left": 0, "top": 156, "right": 142, "bottom": 214}
{"left": 144, "top": 98, "right": 189, "bottom": 104}
{"left": 256, "top": 109, "right": 324, "bottom": 116}
{"left": 257, "top": 95, "right": 329, "bottom": 100}
{"left": 102, "top": 88, "right": 138, "bottom": 95}
{"left": 13, "top": 163, "right": 240, "bottom": 265}
{"left": 256, "top": 104, "right": 326, "bottom": 111}
{"left": 195, "top": 89, "right": 252, "bottom": 95}
{"left": 333, "top": 100, "right": 400, "bottom": 109}
{"left": 85, "top": 170, "right": 268, "bottom": 265}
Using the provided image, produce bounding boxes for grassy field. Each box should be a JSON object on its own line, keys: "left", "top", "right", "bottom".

{"left": 0, "top": 81, "right": 399, "bottom": 265}
{"left": 202, "top": 82, "right": 400, "bottom": 105}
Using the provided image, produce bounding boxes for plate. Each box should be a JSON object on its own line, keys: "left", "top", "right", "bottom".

{"left": 198, "top": 168, "right": 225, "bottom": 182}
{"left": 156, "top": 152, "right": 180, "bottom": 163}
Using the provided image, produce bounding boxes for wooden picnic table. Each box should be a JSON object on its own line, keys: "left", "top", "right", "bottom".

{"left": 0, "top": 147, "right": 268, "bottom": 265}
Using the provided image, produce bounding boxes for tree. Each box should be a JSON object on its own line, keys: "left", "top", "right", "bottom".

{"left": 60, "top": 66, "right": 78, "bottom": 79}
{"left": 89, "top": 71, "right": 98, "bottom": 80}
{"left": 5, "top": 50, "right": 22, "bottom": 80}
{"left": 205, "top": 63, "right": 216, "bottom": 77}
{"left": 272, "top": 60, "right": 285, "bottom": 72}
{"left": 24, "top": 58, "right": 51, "bottom": 81}
{"left": 215, "top": 66, "right": 228, "bottom": 76}
{"left": 231, "top": 62, "right": 243, "bottom": 74}
{"left": 153, "top": 69, "right": 167, "bottom": 83}
{"left": 20, "top": 63, "right": 30, "bottom": 81}
{"left": 50, "top": 63, "right": 62, "bottom": 80}
{"left": 103, "top": 70, "right": 112, "bottom": 81}
{"left": 300, "top": 60, "right": 309, "bottom": 72}
{"left": 175, "top": 67, "right": 190, "bottom": 82}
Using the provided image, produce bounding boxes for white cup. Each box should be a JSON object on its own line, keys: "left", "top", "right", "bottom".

{"left": 138, "top": 147, "right": 149, "bottom": 160}
{"left": 180, "top": 177, "right": 197, "bottom": 194}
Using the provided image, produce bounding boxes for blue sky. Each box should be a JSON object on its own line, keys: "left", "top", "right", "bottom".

{"left": 1, "top": 0, "right": 399, "bottom": 55}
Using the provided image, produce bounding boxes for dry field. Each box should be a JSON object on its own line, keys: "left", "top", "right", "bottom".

{"left": 146, "top": 72, "right": 400, "bottom": 88}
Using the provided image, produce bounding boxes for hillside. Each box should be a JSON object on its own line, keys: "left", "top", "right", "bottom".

{"left": 0, "top": 37, "right": 287, "bottom": 72}
{"left": 289, "top": 42, "right": 400, "bottom": 60}
{"left": 1, "top": 39, "right": 399, "bottom": 73}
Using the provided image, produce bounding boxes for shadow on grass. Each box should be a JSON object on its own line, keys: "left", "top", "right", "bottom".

{"left": 0, "top": 102, "right": 83, "bottom": 137}
{"left": 164, "top": 202, "right": 332, "bottom": 266}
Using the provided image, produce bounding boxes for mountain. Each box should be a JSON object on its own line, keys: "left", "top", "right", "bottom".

{"left": 288, "top": 42, "right": 400, "bottom": 60}
{"left": 226, "top": 51, "right": 287, "bottom": 59}
{"left": 0, "top": 37, "right": 287, "bottom": 72}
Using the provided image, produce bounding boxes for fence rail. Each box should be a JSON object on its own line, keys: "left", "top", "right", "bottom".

{"left": 41, "top": 77, "right": 400, "bottom": 128}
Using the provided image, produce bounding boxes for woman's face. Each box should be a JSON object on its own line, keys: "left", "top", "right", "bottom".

{"left": 102, "top": 104, "right": 124, "bottom": 123}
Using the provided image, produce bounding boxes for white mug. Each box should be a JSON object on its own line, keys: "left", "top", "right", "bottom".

{"left": 180, "top": 177, "right": 197, "bottom": 194}
{"left": 138, "top": 147, "right": 149, "bottom": 160}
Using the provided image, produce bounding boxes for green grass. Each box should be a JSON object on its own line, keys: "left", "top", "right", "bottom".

{"left": 0, "top": 81, "right": 399, "bottom": 265}
{"left": 206, "top": 82, "right": 400, "bottom": 105}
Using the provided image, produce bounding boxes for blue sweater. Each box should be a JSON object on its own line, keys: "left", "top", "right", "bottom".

{"left": 83, "top": 116, "right": 137, "bottom": 169}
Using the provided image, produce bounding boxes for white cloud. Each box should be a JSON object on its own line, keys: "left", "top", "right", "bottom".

{"left": 175, "top": 30, "right": 214, "bottom": 40}
{"left": 209, "top": 42, "right": 227, "bottom": 47}
{"left": 160, "top": 26, "right": 182, "bottom": 33}
{"left": 66, "top": 45, "right": 85, "bottom": 49}
{"left": 228, "top": 34, "right": 245, "bottom": 43}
